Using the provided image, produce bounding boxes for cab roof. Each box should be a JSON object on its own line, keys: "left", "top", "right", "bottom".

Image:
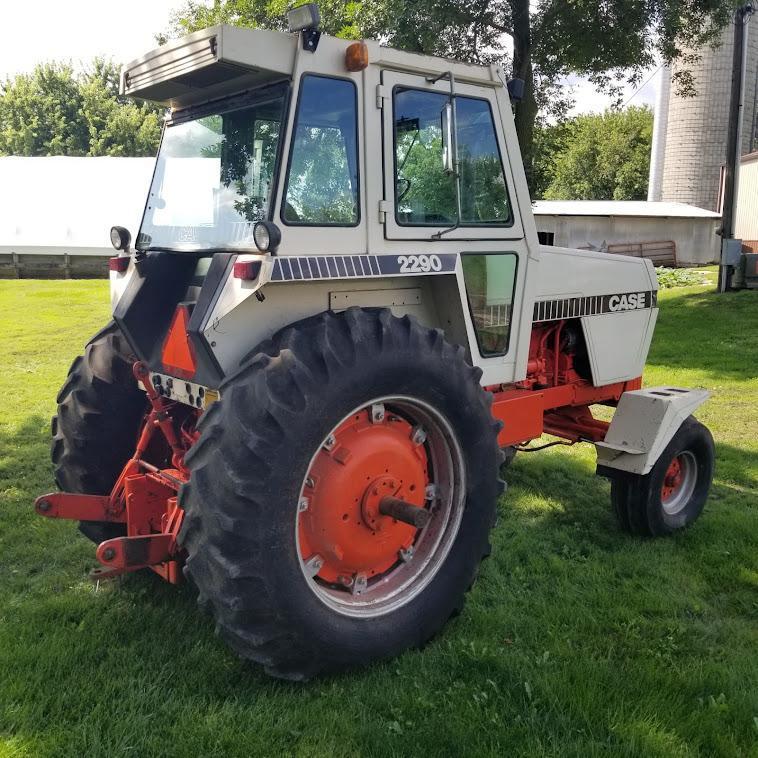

{"left": 121, "top": 25, "right": 504, "bottom": 109}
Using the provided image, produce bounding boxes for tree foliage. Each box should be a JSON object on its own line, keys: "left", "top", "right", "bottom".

{"left": 536, "top": 106, "right": 653, "bottom": 201}
{"left": 0, "top": 60, "right": 162, "bottom": 157}
{"left": 169, "top": 0, "right": 737, "bottom": 189}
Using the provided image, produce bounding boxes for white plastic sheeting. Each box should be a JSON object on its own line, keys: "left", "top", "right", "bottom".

{"left": 0, "top": 156, "right": 156, "bottom": 255}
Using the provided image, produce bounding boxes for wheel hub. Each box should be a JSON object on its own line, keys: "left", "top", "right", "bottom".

{"left": 660, "top": 451, "right": 698, "bottom": 515}
{"left": 662, "top": 457, "right": 683, "bottom": 497}
{"left": 298, "top": 407, "right": 430, "bottom": 584}
{"left": 361, "top": 475, "right": 401, "bottom": 532}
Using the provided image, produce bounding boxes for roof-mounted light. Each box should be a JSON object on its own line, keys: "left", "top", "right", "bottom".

{"left": 345, "top": 41, "right": 369, "bottom": 72}
{"left": 287, "top": 3, "right": 320, "bottom": 32}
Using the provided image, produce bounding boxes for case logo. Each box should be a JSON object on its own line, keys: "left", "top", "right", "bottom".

{"left": 608, "top": 292, "right": 648, "bottom": 311}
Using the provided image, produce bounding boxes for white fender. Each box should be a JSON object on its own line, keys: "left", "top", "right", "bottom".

{"left": 595, "top": 387, "right": 710, "bottom": 476}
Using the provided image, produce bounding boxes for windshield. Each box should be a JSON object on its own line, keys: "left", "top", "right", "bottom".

{"left": 137, "top": 83, "right": 288, "bottom": 252}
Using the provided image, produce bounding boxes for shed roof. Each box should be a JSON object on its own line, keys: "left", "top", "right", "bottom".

{"left": 0, "top": 156, "right": 155, "bottom": 250}
{"left": 532, "top": 200, "right": 721, "bottom": 219}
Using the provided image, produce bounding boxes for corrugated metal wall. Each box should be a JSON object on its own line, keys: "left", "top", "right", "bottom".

{"left": 736, "top": 155, "right": 758, "bottom": 242}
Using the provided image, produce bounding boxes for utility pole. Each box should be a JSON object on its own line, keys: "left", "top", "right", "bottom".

{"left": 719, "top": 3, "right": 755, "bottom": 292}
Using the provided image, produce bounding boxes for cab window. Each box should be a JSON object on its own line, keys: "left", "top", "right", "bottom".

{"left": 283, "top": 75, "right": 359, "bottom": 225}
{"left": 462, "top": 253, "right": 518, "bottom": 356}
{"left": 393, "top": 88, "right": 511, "bottom": 227}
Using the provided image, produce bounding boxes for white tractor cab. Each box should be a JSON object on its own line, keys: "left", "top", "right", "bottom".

{"left": 39, "top": 6, "right": 715, "bottom": 679}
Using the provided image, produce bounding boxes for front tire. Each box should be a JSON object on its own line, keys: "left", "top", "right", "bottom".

{"left": 610, "top": 415, "right": 714, "bottom": 536}
{"left": 179, "top": 308, "right": 504, "bottom": 679}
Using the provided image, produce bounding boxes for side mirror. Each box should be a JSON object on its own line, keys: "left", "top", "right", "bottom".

{"left": 507, "top": 78, "right": 525, "bottom": 102}
{"left": 441, "top": 102, "right": 455, "bottom": 174}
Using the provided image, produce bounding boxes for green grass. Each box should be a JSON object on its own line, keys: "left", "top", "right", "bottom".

{"left": 0, "top": 275, "right": 756, "bottom": 757}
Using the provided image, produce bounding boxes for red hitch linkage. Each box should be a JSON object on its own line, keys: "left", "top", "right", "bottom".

{"left": 35, "top": 361, "right": 199, "bottom": 583}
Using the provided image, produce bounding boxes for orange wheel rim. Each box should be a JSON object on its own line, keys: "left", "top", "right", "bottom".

{"left": 295, "top": 396, "right": 465, "bottom": 617}
{"left": 660, "top": 451, "right": 697, "bottom": 515}
{"left": 298, "top": 407, "right": 428, "bottom": 583}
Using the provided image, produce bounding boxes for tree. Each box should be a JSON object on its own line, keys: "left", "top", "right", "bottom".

{"left": 0, "top": 60, "right": 162, "bottom": 157}
{"left": 536, "top": 106, "right": 653, "bottom": 201}
{"left": 169, "top": 0, "right": 736, "bottom": 190}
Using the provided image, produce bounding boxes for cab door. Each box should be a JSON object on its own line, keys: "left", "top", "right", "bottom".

{"left": 379, "top": 70, "right": 525, "bottom": 242}
{"left": 377, "top": 68, "right": 535, "bottom": 385}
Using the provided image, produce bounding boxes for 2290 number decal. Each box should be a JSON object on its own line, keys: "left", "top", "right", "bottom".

{"left": 397, "top": 254, "right": 443, "bottom": 273}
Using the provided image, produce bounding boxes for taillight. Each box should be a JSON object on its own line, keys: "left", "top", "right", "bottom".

{"left": 161, "top": 305, "right": 196, "bottom": 379}
{"left": 109, "top": 256, "right": 130, "bottom": 273}
{"left": 233, "top": 260, "right": 262, "bottom": 280}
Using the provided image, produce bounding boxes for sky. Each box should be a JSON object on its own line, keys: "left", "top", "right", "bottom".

{"left": 0, "top": 1, "right": 181, "bottom": 80}
{"left": 0, "top": 0, "right": 659, "bottom": 116}
{"left": 565, "top": 72, "right": 659, "bottom": 116}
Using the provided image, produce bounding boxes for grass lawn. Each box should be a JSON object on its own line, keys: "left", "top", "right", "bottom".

{"left": 0, "top": 275, "right": 756, "bottom": 757}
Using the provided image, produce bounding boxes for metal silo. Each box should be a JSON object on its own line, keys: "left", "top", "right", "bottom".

{"left": 649, "top": 20, "right": 758, "bottom": 211}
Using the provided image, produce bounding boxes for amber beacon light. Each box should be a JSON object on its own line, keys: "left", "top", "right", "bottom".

{"left": 345, "top": 41, "right": 369, "bottom": 71}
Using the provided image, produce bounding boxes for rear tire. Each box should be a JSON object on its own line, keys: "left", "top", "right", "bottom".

{"left": 610, "top": 415, "right": 714, "bottom": 536}
{"left": 52, "top": 322, "right": 147, "bottom": 543}
{"left": 179, "top": 308, "right": 504, "bottom": 680}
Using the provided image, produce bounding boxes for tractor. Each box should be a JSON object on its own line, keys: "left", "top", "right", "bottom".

{"left": 37, "top": 5, "right": 715, "bottom": 680}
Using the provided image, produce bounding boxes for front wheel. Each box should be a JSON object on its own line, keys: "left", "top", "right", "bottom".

{"left": 178, "top": 308, "right": 504, "bottom": 679}
{"left": 611, "top": 415, "right": 715, "bottom": 536}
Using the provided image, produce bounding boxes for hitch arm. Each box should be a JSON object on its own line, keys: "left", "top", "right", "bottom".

{"left": 94, "top": 533, "right": 174, "bottom": 576}
{"left": 35, "top": 492, "right": 125, "bottom": 522}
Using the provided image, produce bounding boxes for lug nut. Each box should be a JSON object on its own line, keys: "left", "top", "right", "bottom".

{"left": 370, "top": 403, "right": 385, "bottom": 423}
{"left": 399, "top": 546, "right": 414, "bottom": 562}
{"left": 411, "top": 426, "right": 427, "bottom": 445}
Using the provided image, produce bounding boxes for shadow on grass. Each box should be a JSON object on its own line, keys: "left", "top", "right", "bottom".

{"left": 507, "top": 437, "right": 757, "bottom": 508}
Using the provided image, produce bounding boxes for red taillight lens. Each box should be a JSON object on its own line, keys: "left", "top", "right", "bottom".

{"left": 109, "top": 256, "right": 130, "bottom": 273}
{"left": 161, "top": 305, "right": 197, "bottom": 379}
{"left": 233, "top": 260, "right": 262, "bottom": 280}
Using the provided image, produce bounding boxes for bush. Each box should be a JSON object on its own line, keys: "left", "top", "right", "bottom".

{"left": 656, "top": 267, "right": 710, "bottom": 289}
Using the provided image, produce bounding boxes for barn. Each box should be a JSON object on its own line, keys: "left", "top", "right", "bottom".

{"left": 533, "top": 200, "right": 721, "bottom": 267}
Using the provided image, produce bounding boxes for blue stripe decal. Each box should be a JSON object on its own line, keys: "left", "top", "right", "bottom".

{"left": 269, "top": 254, "right": 457, "bottom": 281}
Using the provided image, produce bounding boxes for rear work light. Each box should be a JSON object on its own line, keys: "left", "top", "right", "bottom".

{"left": 233, "top": 260, "right": 262, "bottom": 280}
{"left": 109, "top": 256, "right": 130, "bottom": 273}
{"left": 161, "top": 305, "right": 197, "bottom": 379}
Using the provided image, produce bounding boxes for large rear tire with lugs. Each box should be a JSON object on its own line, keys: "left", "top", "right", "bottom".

{"left": 52, "top": 322, "right": 147, "bottom": 543}
{"left": 179, "top": 308, "right": 504, "bottom": 680}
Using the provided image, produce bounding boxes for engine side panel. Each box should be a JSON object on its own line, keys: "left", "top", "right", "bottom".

{"left": 535, "top": 246, "right": 659, "bottom": 386}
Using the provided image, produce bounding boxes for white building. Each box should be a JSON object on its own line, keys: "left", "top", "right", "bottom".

{"left": 0, "top": 156, "right": 155, "bottom": 277}
{"left": 735, "top": 151, "right": 758, "bottom": 251}
{"left": 533, "top": 200, "right": 721, "bottom": 266}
